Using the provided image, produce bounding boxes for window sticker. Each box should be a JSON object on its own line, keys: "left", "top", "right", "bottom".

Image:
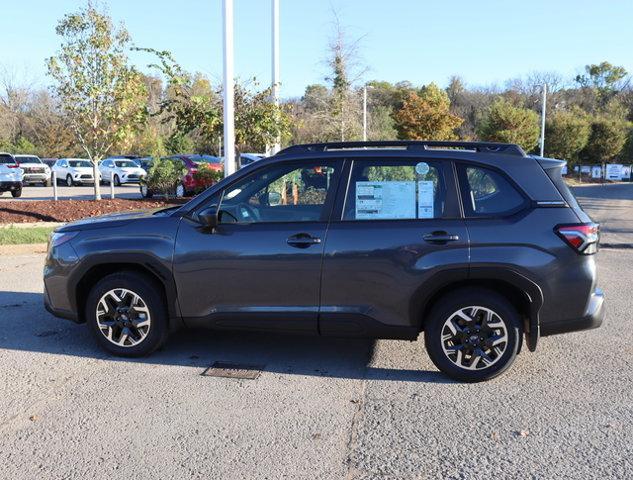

{"left": 415, "top": 162, "right": 430, "bottom": 175}
{"left": 418, "top": 180, "right": 435, "bottom": 218}
{"left": 356, "top": 181, "right": 416, "bottom": 219}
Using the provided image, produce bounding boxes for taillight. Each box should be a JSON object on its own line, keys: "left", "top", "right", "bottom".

{"left": 555, "top": 223, "right": 599, "bottom": 254}
{"left": 7, "top": 164, "right": 17, "bottom": 168}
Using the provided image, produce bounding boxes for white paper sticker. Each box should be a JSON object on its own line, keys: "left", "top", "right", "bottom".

{"left": 415, "top": 162, "right": 430, "bottom": 175}
{"left": 418, "top": 181, "right": 435, "bottom": 218}
{"left": 356, "top": 181, "right": 416, "bottom": 219}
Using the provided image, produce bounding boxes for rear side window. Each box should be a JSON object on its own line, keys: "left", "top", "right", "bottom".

{"left": 343, "top": 159, "right": 446, "bottom": 220}
{"left": 458, "top": 165, "right": 526, "bottom": 217}
{"left": 0, "top": 155, "right": 15, "bottom": 164}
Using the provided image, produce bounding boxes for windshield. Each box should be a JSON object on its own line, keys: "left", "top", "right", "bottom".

{"left": 115, "top": 160, "right": 138, "bottom": 168}
{"left": 17, "top": 156, "right": 41, "bottom": 164}
{"left": 193, "top": 155, "right": 222, "bottom": 164}
{"left": 69, "top": 160, "right": 92, "bottom": 168}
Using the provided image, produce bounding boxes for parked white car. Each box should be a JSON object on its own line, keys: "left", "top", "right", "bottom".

{"left": 99, "top": 158, "right": 147, "bottom": 185}
{"left": 0, "top": 152, "right": 24, "bottom": 197}
{"left": 52, "top": 158, "right": 95, "bottom": 186}
{"left": 14, "top": 154, "right": 51, "bottom": 186}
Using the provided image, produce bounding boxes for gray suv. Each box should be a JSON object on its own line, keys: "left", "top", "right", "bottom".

{"left": 44, "top": 141, "right": 604, "bottom": 382}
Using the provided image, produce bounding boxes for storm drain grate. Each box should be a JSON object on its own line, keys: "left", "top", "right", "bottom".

{"left": 201, "top": 361, "right": 264, "bottom": 380}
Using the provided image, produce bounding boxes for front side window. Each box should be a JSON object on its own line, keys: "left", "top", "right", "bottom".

{"left": 343, "top": 159, "right": 446, "bottom": 220}
{"left": 217, "top": 161, "right": 340, "bottom": 223}
{"left": 458, "top": 165, "right": 526, "bottom": 216}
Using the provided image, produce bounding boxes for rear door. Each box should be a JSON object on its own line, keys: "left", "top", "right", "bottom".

{"left": 319, "top": 157, "right": 470, "bottom": 337}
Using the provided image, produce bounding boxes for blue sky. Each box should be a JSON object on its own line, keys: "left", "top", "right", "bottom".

{"left": 3, "top": 0, "right": 633, "bottom": 98}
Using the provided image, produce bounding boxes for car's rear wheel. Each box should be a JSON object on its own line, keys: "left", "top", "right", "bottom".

{"left": 424, "top": 288, "right": 521, "bottom": 382}
{"left": 140, "top": 184, "right": 152, "bottom": 198}
{"left": 85, "top": 272, "right": 169, "bottom": 357}
{"left": 11, "top": 187, "right": 22, "bottom": 198}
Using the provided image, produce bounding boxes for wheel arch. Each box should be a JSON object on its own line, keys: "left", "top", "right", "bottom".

{"left": 70, "top": 255, "right": 181, "bottom": 329}
{"left": 412, "top": 268, "right": 543, "bottom": 351}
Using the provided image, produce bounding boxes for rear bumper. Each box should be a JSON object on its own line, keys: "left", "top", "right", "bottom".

{"left": 541, "top": 288, "right": 605, "bottom": 336}
{"left": 0, "top": 181, "right": 21, "bottom": 191}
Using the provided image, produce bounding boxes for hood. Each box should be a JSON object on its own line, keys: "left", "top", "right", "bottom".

{"left": 69, "top": 166, "right": 94, "bottom": 173}
{"left": 120, "top": 167, "right": 145, "bottom": 174}
{"left": 58, "top": 209, "right": 161, "bottom": 232}
{"left": 18, "top": 162, "right": 48, "bottom": 169}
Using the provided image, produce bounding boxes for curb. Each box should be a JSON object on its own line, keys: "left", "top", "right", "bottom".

{"left": 0, "top": 243, "right": 48, "bottom": 255}
{"left": 0, "top": 222, "right": 65, "bottom": 229}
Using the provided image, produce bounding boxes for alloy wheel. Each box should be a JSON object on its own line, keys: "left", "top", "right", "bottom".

{"left": 96, "top": 288, "right": 151, "bottom": 347}
{"left": 440, "top": 306, "right": 508, "bottom": 370}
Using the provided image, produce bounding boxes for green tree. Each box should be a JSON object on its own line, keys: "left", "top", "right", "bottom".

{"left": 575, "top": 61, "right": 628, "bottom": 104}
{"left": 392, "top": 83, "right": 463, "bottom": 140}
{"left": 478, "top": 98, "right": 540, "bottom": 151}
{"left": 580, "top": 116, "right": 628, "bottom": 163}
{"left": 139, "top": 48, "right": 288, "bottom": 163}
{"left": 544, "top": 107, "right": 591, "bottom": 163}
{"left": 47, "top": 2, "right": 147, "bottom": 199}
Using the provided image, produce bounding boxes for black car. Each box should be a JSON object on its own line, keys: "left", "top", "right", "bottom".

{"left": 43, "top": 141, "right": 604, "bottom": 382}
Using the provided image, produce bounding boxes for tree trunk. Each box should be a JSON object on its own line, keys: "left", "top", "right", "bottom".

{"left": 92, "top": 160, "right": 101, "bottom": 200}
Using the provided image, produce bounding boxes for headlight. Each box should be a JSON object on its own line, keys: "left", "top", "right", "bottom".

{"left": 49, "top": 231, "right": 78, "bottom": 249}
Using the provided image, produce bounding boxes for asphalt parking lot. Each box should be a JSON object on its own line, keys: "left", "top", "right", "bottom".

{"left": 0, "top": 183, "right": 141, "bottom": 201}
{"left": 0, "top": 184, "right": 632, "bottom": 479}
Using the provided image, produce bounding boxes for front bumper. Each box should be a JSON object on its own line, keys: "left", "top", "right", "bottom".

{"left": 44, "top": 286, "right": 79, "bottom": 322}
{"left": 0, "top": 181, "right": 21, "bottom": 192}
{"left": 541, "top": 288, "right": 605, "bottom": 336}
{"left": 23, "top": 173, "right": 49, "bottom": 183}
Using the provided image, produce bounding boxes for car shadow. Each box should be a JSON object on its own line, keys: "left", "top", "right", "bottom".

{"left": 0, "top": 291, "right": 452, "bottom": 384}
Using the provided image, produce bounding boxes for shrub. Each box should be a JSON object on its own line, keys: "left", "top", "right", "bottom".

{"left": 142, "top": 158, "right": 186, "bottom": 197}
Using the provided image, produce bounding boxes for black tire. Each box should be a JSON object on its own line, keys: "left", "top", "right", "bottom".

{"left": 85, "top": 271, "right": 169, "bottom": 357}
{"left": 113, "top": 174, "right": 121, "bottom": 186}
{"left": 11, "top": 187, "right": 22, "bottom": 198}
{"left": 140, "top": 184, "right": 152, "bottom": 198}
{"left": 43, "top": 180, "right": 50, "bottom": 187}
{"left": 424, "top": 288, "right": 521, "bottom": 382}
{"left": 66, "top": 174, "right": 73, "bottom": 187}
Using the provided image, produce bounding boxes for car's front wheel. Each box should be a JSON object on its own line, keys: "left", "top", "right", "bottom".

{"left": 424, "top": 288, "right": 521, "bottom": 382}
{"left": 66, "top": 174, "right": 73, "bottom": 187}
{"left": 140, "top": 184, "right": 152, "bottom": 198}
{"left": 85, "top": 272, "right": 169, "bottom": 357}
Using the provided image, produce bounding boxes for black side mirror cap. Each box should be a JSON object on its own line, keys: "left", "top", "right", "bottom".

{"left": 198, "top": 206, "right": 218, "bottom": 229}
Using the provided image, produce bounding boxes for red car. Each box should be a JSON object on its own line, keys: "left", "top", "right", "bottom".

{"left": 170, "top": 155, "right": 223, "bottom": 196}
{"left": 140, "top": 154, "right": 223, "bottom": 198}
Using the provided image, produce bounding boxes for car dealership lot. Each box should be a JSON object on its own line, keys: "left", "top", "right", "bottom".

{"left": 0, "top": 183, "right": 140, "bottom": 201}
{"left": 0, "top": 185, "right": 632, "bottom": 479}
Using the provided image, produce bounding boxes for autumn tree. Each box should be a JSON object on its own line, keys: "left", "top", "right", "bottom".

{"left": 576, "top": 62, "right": 628, "bottom": 106}
{"left": 393, "top": 83, "right": 463, "bottom": 140}
{"left": 544, "top": 107, "right": 591, "bottom": 163}
{"left": 478, "top": 97, "right": 540, "bottom": 151}
{"left": 47, "top": 2, "right": 147, "bottom": 199}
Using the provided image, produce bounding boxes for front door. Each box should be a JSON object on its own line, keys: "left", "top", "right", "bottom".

{"left": 173, "top": 159, "right": 343, "bottom": 333}
{"left": 319, "top": 157, "right": 470, "bottom": 337}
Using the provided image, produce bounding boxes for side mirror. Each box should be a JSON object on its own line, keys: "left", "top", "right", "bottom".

{"left": 198, "top": 206, "right": 218, "bottom": 229}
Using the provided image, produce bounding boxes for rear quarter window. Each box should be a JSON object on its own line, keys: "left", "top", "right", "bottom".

{"left": 458, "top": 164, "right": 527, "bottom": 217}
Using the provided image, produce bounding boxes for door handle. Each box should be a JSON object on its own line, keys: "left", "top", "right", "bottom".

{"left": 423, "top": 232, "right": 459, "bottom": 243}
{"left": 287, "top": 234, "right": 322, "bottom": 248}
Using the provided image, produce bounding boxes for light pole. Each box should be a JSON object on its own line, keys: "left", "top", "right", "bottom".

{"left": 222, "top": 0, "right": 236, "bottom": 177}
{"left": 539, "top": 83, "right": 547, "bottom": 157}
{"left": 271, "top": 0, "right": 281, "bottom": 154}
{"left": 362, "top": 85, "right": 373, "bottom": 142}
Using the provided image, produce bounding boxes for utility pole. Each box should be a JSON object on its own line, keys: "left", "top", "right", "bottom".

{"left": 271, "top": 0, "right": 281, "bottom": 154}
{"left": 539, "top": 83, "right": 547, "bottom": 157}
{"left": 362, "top": 85, "right": 368, "bottom": 141}
{"left": 222, "top": 0, "right": 236, "bottom": 177}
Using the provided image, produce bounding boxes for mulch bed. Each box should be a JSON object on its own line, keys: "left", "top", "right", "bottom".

{"left": 0, "top": 198, "right": 186, "bottom": 224}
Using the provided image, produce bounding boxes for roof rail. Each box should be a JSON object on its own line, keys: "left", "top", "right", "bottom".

{"left": 277, "top": 140, "right": 526, "bottom": 157}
